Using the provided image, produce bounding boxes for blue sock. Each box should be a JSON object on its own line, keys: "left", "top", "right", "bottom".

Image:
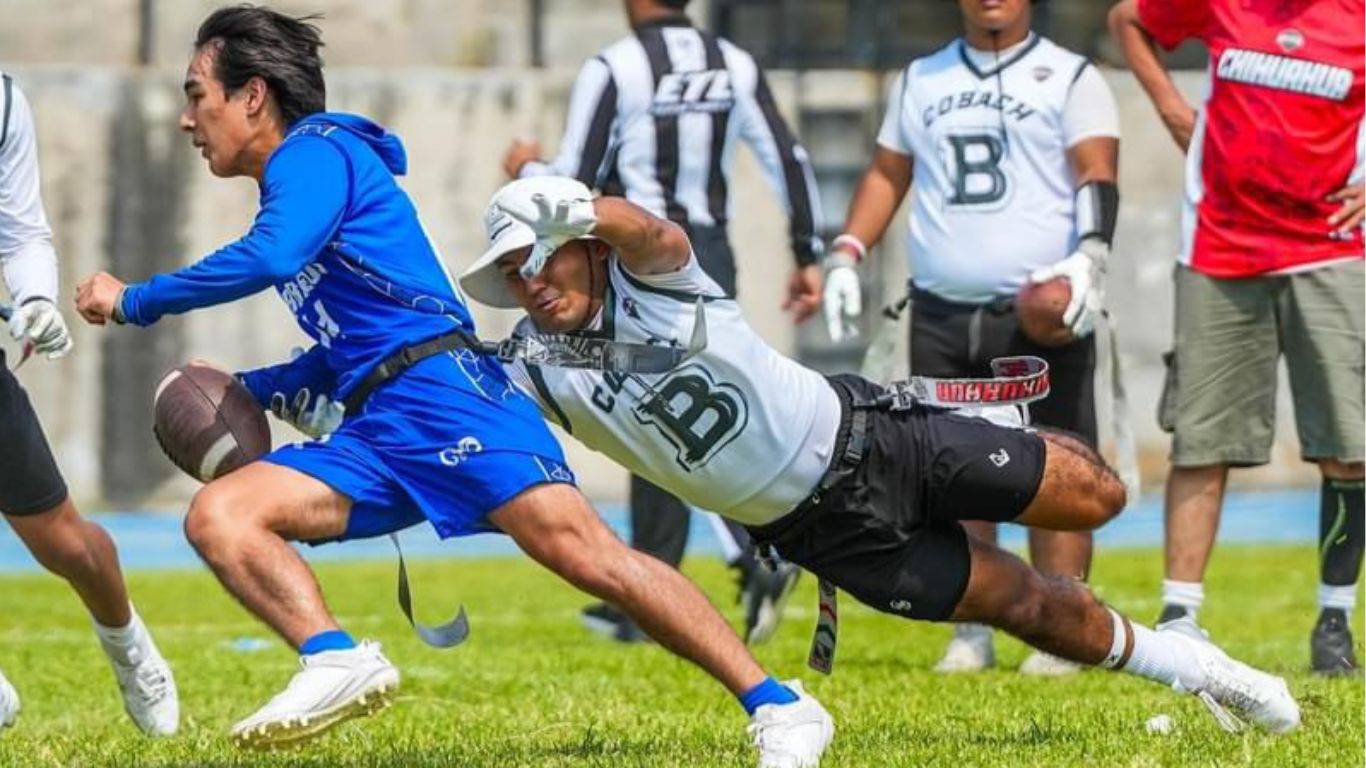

{"left": 299, "top": 629, "right": 356, "bottom": 656}
{"left": 738, "top": 676, "right": 799, "bottom": 715}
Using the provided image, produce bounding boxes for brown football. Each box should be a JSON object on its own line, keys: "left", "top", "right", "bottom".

{"left": 153, "top": 363, "right": 270, "bottom": 482}
{"left": 1015, "top": 277, "right": 1074, "bottom": 348}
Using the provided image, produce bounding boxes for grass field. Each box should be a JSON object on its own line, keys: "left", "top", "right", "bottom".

{"left": 0, "top": 544, "right": 1359, "bottom": 767}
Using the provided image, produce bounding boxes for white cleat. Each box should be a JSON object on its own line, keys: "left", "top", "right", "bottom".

{"left": 935, "top": 624, "right": 995, "bottom": 673}
{"left": 0, "top": 669, "right": 18, "bottom": 730}
{"left": 749, "top": 680, "right": 834, "bottom": 768}
{"left": 1018, "top": 650, "right": 1082, "bottom": 677}
{"left": 99, "top": 621, "right": 178, "bottom": 736}
{"left": 231, "top": 640, "right": 399, "bottom": 749}
{"left": 1164, "top": 630, "right": 1300, "bottom": 734}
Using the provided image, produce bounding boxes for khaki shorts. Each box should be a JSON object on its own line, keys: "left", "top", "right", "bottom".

{"left": 1159, "top": 260, "right": 1365, "bottom": 467}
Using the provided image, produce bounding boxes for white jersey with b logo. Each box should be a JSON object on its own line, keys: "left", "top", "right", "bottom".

{"left": 878, "top": 34, "right": 1119, "bottom": 303}
{"left": 505, "top": 255, "right": 841, "bottom": 526}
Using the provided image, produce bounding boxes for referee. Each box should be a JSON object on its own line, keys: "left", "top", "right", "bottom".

{"left": 0, "top": 72, "right": 177, "bottom": 733}
{"left": 503, "top": 0, "right": 824, "bottom": 645}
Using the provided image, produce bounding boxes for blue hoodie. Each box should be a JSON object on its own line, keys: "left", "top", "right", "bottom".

{"left": 121, "top": 113, "right": 472, "bottom": 400}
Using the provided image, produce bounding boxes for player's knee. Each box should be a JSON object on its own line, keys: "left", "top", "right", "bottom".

{"left": 26, "top": 524, "right": 96, "bottom": 578}
{"left": 184, "top": 481, "right": 250, "bottom": 552}
{"left": 1089, "top": 472, "right": 1127, "bottom": 527}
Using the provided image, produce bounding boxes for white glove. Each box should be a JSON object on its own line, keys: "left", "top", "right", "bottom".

{"left": 1029, "top": 239, "right": 1107, "bottom": 338}
{"left": 270, "top": 387, "right": 345, "bottom": 439}
{"left": 8, "top": 299, "right": 73, "bottom": 359}
{"left": 501, "top": 191, "right": 597, "bottom": 281}
{"left": 268, "top": 347, "right": 345, "bottom": 438}
{"left": 821, "top": 252, "right": 862, "bottom": 342}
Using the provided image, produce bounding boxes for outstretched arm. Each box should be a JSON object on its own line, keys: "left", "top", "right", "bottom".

{"left": 76, "top": 137, "right": 348, "bottom": 326}
{"left": 589, "top": 197, "right": 691, "bottom": 276}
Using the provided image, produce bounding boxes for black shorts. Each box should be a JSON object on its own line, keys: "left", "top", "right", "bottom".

{"left": 748, "top": 375, "right": 1046, "bottom": 621}
{"left": 0, "top": 353, "right": 67, "bottom": 516}
{"left": 910, "top": 286, "right": 1097, "bottom": 445}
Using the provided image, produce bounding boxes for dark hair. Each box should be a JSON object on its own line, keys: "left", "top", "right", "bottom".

{"left": 195, "top": 5, "right": 326, "bottom": 125}
{"left": 659, "top": 0, "right": 691, "bottom": 9}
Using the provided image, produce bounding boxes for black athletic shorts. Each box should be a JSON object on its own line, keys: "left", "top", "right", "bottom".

{"left": 747, "top": 375, "right": 1046, "bottom": 621}
{"left": 0, "top": 351, "right": 67, "bottom": 516}
{"left": 910, "top": 286, "right": 1097, "bottom": 445}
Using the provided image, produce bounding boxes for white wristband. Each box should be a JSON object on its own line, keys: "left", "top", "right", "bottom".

{"left": 831, "top": 234, "right": 868, "bottom": 263}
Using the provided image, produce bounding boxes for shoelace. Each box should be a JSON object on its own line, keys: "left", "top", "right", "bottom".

{"left": 132, "top": 661, "right": 171, "bottom": 703}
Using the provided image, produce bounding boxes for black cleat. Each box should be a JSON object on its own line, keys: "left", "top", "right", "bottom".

{"left": 742, "top": 561, "right": 801, "bottom": 645}
{"left": 579, "top": 602, "right": 648, "bottom": 644}
{"left": 1311, "top": 608, "right": 1358, "bottom": 676}
{"left": 1157, "top": 603, "right": 1190, "bottom": 626}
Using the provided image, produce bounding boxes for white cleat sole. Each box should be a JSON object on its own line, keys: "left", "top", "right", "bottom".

{"left": 232, "top": 678, "right": 398, "bottom": 749}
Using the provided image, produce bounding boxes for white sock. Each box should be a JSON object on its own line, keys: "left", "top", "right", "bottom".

{"left": 1161, "top": 579, "right": 1204, "bottom": 613}
{"left": 1100, "top": 608, "right": 1199, "bottom": 688}
{"left": 93, "top": 605, "right": 143, "bottom": 653}
{"left": 954, "top": 622, "right": 992, "bottom": 640}
{"left": 1319, "top": 583, "right": 1357, "bottom": 616}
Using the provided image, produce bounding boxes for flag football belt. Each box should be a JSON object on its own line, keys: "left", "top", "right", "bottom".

{"left": 881, "top": 354, "right": 1050, "bottom": 411}
{"left": 787, "top": 355, "right": 1051, "bottom": 675}
{"left": 342, "top": 328, "right": 698, "bottom": 416}
{"left": 343, "top": 298, "right": 710, "bottom": 416}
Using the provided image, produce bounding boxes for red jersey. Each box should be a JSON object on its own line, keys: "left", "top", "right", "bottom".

{"left": 1139, "top": 0, "right": 1365, "bottom": 277}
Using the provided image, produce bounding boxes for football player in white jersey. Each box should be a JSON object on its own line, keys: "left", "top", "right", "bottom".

{"left": 456, "top": 176, "right": 1301, "bottom": 736}
{"left": 822, "top": 0, "right": 1121, "bottom": 676}
{"left": 0, "top": 73, "right": 177, "bottom": 735}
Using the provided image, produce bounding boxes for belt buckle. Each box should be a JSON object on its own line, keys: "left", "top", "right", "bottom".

{"left": 495, "top": 338, "right": 521, "bottom": 363}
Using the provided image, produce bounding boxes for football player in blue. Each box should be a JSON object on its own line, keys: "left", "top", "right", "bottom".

{"left": 74, "top": 7, "right": 832, "bottom": 764}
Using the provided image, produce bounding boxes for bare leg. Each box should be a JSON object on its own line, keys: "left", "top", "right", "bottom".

{"left": 953, "top": 535, "right": 1113, "bottom": 663}
{"left": 962, "top": 520, "right": 997, "bottom": 548}
{"left": 7, "top": 497, "right": 131, "bottom": 627}
{"left": 183, "top": 462, "right": 349, "bottom": 648}
{"left": 1028, "top": 530, "right": 1092, "bottom": 582}
{"left": 490, "top": 483, "right": 766, "bottom": 696}
{"left": 1164, "top": 464, "right": 1228, "bottom": 582}
{"left": 1014, "top": 433, "right": 1127, "bottom": 532}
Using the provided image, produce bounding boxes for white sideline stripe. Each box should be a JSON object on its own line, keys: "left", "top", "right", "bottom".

{"left": 153, "top": 369, "right": 181, "bottom": 405}
{"left": 198, "top": 433, "right": 237, "bottom": 481}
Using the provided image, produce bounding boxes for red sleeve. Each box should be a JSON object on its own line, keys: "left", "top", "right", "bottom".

{"left": 1137, "top": 0, "right": 1211, "bottom": 50}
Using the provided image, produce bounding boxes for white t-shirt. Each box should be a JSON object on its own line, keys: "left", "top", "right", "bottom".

{"left": 877, "top": 34, "right": 1120, "bottom": 303}
{"left": 505, "top": 254, "right": 841, "bottom": 526}
{"left": 0, "top": 74, "right": 57, "bottom": 305}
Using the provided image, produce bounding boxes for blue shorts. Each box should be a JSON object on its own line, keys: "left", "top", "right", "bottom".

{"left": 265, "top": 351, "right": 574, "bottom": 542}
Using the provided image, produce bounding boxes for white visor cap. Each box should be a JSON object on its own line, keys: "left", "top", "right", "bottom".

{"left": 459, "top": 176, "right": 596, "bottom": 309}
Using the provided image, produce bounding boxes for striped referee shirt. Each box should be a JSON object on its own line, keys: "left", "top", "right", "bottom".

{"left": 521, "top": 15, "right": 824, "bottom": 266}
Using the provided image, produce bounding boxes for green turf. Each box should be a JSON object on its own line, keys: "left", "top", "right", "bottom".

{"left": 0, "top": 544, "right": 1359, "bottom": 766}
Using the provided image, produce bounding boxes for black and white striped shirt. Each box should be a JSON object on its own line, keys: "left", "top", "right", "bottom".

{"left": 521, "top": 16, "right": 824, "bottom": 266}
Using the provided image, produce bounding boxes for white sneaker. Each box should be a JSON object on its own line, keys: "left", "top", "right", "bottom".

{"left": 935, "top": 624, "right": 995, "bottom": 673}
{"left": 1018, "top": 650, "right": 1082, "bottom": 677}
{"left": 0, "top": 669, "right": 18, "bottom": 730}
{"left": 1164, "top": 630, "right": 1300, "bottom": 734}
{"left": 231, "top": 640, "right": 399, "bottom": 748}
{"left": 98, "top": 618, "right": 178, "bottom": 736}
{"left": 748, "top": 680, "right": 833, "bottom": 768}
